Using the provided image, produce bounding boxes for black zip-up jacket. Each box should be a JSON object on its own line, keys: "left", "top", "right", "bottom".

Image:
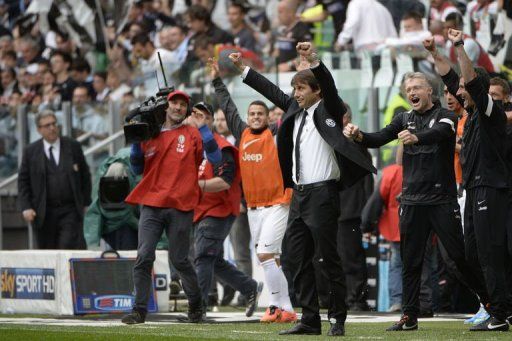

{"left": 442, "top": 69, "right": 509, "bottom": 189}
{"left": 359, "top": 102, "right": 458, "bottom": 205}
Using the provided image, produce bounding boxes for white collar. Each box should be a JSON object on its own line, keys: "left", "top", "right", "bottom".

{"left": 43, "top": 138, "right": 60, "bottom": 151}
{"left": 305, "top": 99, "right": 322, "bottom": 116}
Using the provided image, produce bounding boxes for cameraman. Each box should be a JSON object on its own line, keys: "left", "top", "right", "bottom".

{"left": 121, "top": 90, "right": 222, "bottom": 324}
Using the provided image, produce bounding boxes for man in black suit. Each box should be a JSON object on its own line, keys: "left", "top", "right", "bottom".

{"left": 230, "top": 43, "right": 376, "bottom": 336}
{"left": 18, "top": 110, "right": 91, "bottom": 249}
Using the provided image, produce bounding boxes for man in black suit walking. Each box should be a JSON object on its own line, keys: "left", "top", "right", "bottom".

{"left": 18, "top": 109, "right": 92, "bottom": 249}
{"left": 230, "top": 43, "right": 376, "bottom": 336}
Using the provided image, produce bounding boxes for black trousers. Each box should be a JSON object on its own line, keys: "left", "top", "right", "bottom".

{"left": 400, "top": 203, "right": 489, "bottom": 319}
{"left": 37, "top": 205, "right": 86, "bottom": 249}
{"left": 282, "top": 182, "right": 346, "bottom": 327}
{"left": 337, "top": 217, "right": 368, "bottom": 307}
{"left": 103, "top": 226, "right": 138, "bottom": 250}
{"left": 465, "top": 187, "right": 509, "bottom": 320}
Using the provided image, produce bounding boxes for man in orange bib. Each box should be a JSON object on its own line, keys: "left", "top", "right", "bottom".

{"left": 209, "top": 59, "right": 298, "bottom": 323}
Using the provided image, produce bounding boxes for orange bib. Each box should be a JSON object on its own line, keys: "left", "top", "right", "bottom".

{"left": 239, "top": 128, "right": 291, "bottom": 207}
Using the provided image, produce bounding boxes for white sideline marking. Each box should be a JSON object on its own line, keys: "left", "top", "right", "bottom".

{"left": 0, "top": 313, "right": 464, "bottom": 327}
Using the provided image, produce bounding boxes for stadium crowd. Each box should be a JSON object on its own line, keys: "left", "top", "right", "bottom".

{"left": 4, "top": 0, "right": 512, "bottom": 336}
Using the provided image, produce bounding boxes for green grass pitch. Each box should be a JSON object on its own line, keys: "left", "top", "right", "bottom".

{"left": 1, "top": 321, "right": 511, "bottom": 340}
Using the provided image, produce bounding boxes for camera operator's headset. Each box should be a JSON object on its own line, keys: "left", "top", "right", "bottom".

{"left": 166, "top": 90, "right": 192, "bottom": 122}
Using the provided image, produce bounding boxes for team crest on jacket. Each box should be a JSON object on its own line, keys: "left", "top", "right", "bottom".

{"left": 325, "top": 119, "right": 336, "bottom": 127}
{"left": 177, "top": 135, "right": 185, "bottom": 153}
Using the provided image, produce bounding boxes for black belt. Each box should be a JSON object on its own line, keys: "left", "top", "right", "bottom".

{"left": 293, "top": 180, "right": 336, "bottom": 192}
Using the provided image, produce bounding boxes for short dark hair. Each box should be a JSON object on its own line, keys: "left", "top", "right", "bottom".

{"left": 291, "top": 69, "right": 321, "bottom": 94}
{"left": 3, "top": 50, "right": 16, "bottom": 60}
{"left": 229, "top": 0, "right": 250, "bottom": 14}
{"left": 71, "top": 58, "right": 91, "bottom": 73}
{"left": 445, "top": 12, "right": 464, "bottom": 29}
{"left": 402, "top": 11, "right": 423, "bottom": 24}
{"left": 131, "top": 33, "right": 152, "bottom": 46}
{"left": 94, "top": 71, "right": 107, "bottom": 81}
{"left": 51, "top": 50, "right": 73, "bottom": 66}
{"left": 490, "top": 76, "right": 511, "bottom": 96}
{"left": 187, "top": 5, "right": 211, "bottom": 25}
{"left": 474, "top": 66, "right": 490, "bottom": 92}
{"left": 193, "top": 34, "right": 213, "bottom": 51}
{"left": 1, "top": 67, "right": 16, "bottom": 79}
{"left": 248, "top": 100, "right": 269, "bottom": 114}
{"left": 73, "top": 84, "right": 90, "bottom": 96}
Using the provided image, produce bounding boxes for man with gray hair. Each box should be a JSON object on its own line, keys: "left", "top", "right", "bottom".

{"left": 344, "top": 71, "right": 490, "bottom": 331}
{"left": 18, "top": 110, "right": 91, "bottom": 249}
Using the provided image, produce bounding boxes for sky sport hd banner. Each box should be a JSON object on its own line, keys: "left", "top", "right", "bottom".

{"left": 1, "top": 268, "right": 55, "bottom": 300}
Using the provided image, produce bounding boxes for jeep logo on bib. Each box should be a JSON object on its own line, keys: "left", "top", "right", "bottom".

{"left": 325, "top": 119, "right": 336, "bottom": 127}
{"left": 242, "top": 152, "right": 263, "bottom": 162}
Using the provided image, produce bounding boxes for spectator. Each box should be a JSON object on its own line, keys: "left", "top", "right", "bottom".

{"left": 443, "top": 12, "right": 496, "bottom": 73}
{"left": 159, "top": 25, "right": 189, "bottom": 66}
{"left": 1, "top": 67, "right": 18, "bottom": 98}
{"left": 18, "top": 109, "right": 91, "bottom": 249}
{"left": 378, "top": 0, "right": 426, "bottom": 31}
{"left": 106, "top": 68, "right": 131, "bottom": 102}
{"left": 71, "top": 58, "right": 94, "bottom": 98}
{"left": 18, "top": 36, "right": 45, "bottom": 67}
{"left": 335, "top": 0, "right": 397, "bottom": 53}
{"left": 92, "top": 71, "right": 110, "bottom": 103}
{"left": 274, "top": 0, "right": 312, "bottom": 72}
{"left": 71, "top": 85, "right": 108, "bottom": 143}
{"left": 385, "top": 11, "right": 431, "bottom": 48}
{"left": 228, "top": 0, "right": 258, "bottom": 52}
{"left": 300, "top": 0, "right": 350, "bottom": 44}
{"left": 268, "top": 105, "right": 284, "bottom": 125}
{"left": 1, "top": 49, "right": 17, "bottom": 69}
{"left": 50, "top": 50, "right": 77, "bottom": 102}
{"left": 429, "top": 0, "right": 461, "bottom": 23}
{"left": 131, "top": 33, "right": 176, "bottom": 96}
{"left": 186, "top": 4, "right": 234, "bottom": 52}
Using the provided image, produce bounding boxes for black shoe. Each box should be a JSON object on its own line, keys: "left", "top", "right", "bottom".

{"left": 469, "top": 316, "right": 509, "bottom": 331}
{"left": 327, "top": 321, "right": 345, "bottom": 336}
{"left": 220, "top": 285, "right": 235, "bottom": 306}
{"left": 169, "top": 280, "right": 182, "bottom": 295}
{"left": 279, "top": 322, "right": 321, "bottom": 335}
{"left": 386, "top": 315, "right": 418, "bottom": 331}
{"left": 121, "top": 308, "right": 146, "bottom": 324}
{"left": 419, "top": 309, "right": 434, "bottom": 318}
{"left": 177, "top": 306, "right": 205, "bottom": 323}
{"left": 245, "top": 281, "right": 263, "bottom": 317}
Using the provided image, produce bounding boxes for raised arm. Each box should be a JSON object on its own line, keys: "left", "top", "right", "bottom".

{"left": 208, "top": 58, "right": 247, "bottom": 141}
{"left": 423, "top": 37, "right": 451, "bottom": 77}
{"left": 229, "top": 53, "right": 294, "bottom": 111}
{"left": 448, "top": 29, "right": 476, "bottom": 83}
{"left": 296, "top": 42, "right": 346, "bottom": 118}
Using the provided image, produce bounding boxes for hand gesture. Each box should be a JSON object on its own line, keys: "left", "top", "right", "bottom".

{"left": 187, "top": 108, "right": 207, "bottom": 128}
{"left": 447, "top": 28, "right": 463, "bottom": 44}
{"left": 398, "top": 129, "right": 418, "bottom": 145}
{"left": 207, "top": 57, "right": 220, "bottom": 79}
{"left": 228, "top": 52, "right": 246, "bottom": 73}
{"left": 296, "top": 42, "right": 318, "bottom": 65}
{"left": 343, "top": 123, "right": 360, "bottom": 140}
{"left": 22, "top": 209, "right": 36, "bottom": 223}
{"left": 423, "top": 37, "right": 436, "bottom": 53}
{"left": 294, "top": 56, "right": 311, "bottom": 72}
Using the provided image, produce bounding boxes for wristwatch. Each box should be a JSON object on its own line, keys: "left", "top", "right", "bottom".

{"left": 454, "top": 40, "right": 464, "bottom": 47}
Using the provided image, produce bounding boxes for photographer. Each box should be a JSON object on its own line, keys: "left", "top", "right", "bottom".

{"left": 121, "top": 90, "right": 222, "bottom": 325}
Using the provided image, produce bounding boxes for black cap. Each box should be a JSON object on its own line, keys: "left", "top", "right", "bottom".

{"left": 193, "top": 102, "right": 214, "bottom": 116}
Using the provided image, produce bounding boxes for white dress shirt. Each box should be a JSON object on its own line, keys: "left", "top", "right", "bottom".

{"left": 292, "top": 100, "right": 340, "bottom": 185}
{"left": 336, "top": 0, "right": 397, "bottom": 50}
{"left": 43, "top": 138, "right": 60, "bottom": 166}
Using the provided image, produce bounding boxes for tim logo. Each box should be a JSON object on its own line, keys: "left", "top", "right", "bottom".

{"left": 241, "top": 152, "right": 263, "bottom": 162}
{"left": 94, "top": 295, "right": 134, "bottom": 311}
{"left": 176, "top": 134, "right": 186, "bottom": 153}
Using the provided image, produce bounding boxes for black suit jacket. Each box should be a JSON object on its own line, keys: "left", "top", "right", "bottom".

{"left": 18, "top": 136, "right": 92, "bottom": 229}
{"left": 243, "top": 61, "right": 377, "bottom": 190}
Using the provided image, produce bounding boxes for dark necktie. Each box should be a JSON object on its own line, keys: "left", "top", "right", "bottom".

{"left": 49, "top": 146, "right": 57, "bottom": 167}
{"left": 295, "top": 110, "right": 308, "bottom": 183}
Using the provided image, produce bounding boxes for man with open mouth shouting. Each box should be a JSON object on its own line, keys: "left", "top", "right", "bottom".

{"left": 344, "top": 71, "right": 489, "bottom": 332}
